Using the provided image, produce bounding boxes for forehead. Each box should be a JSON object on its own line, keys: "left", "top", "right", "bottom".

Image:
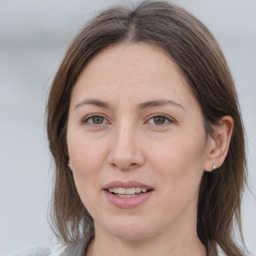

{"left": 70, "top": 42, "right": 195, "bottom": 109}
{"left": 77, "top": 42, "right": 184, "bottom": 84}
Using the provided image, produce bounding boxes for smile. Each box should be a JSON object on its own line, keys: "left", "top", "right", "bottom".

{"left": 104, "top": 181, "right": 154, "bottom": 208}
{"left": 108, "top": 187, "right": 151, "bottom": 197}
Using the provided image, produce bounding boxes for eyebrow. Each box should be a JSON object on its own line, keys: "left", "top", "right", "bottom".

{"left": 74, "top": 98, "right": 112, "bottom": 110}
{"left": 138, "top": 99, "right": 185, "bottom": 111}
{"left": 74, "top": 98, "right": 185, "bottom": 111}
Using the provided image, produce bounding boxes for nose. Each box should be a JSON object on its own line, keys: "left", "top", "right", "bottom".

{"left": 107, "top": 124, "right": 145, "bottom": 171}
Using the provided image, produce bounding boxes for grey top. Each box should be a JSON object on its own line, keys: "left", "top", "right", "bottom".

{"left": 10, "top": 236, "right": 225, "bottom": 256}
{"left": 10, "top": 236, "right": 92, "bottom": 256}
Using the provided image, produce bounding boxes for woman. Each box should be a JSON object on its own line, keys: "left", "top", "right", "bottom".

{"left": 14, "top": 1, "right": 247, "bottom": 255}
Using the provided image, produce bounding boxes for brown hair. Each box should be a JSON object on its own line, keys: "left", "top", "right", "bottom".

{"left": 47, "top": 1, "right": 247, "bottom": 255}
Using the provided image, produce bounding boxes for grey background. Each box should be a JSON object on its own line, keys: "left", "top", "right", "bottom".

{"left": 0, "top": 0, "right": 255, "bottom": 255}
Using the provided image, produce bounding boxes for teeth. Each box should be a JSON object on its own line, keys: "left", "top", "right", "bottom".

{"left": 108, "top": 188, "right": 114, "bottom": 193}
{"left": 117, "top": 188, "right": 126, "bottom": 194}
{"left": 108, "top": 187, "right": 149, "bottom": 195}
{"left": 126, "top": 188, "right": 135, "bottom": 194}
{"left": 135, "top": 187, "right": 141, "bottom": 193}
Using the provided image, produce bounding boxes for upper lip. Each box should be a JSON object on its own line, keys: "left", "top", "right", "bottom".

{"left": 104, "top": 180, "right": 154, "bottom": 190}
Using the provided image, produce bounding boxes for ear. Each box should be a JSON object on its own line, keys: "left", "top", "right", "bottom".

{"left": 68, "top": 159, "right": 73, "bottom": 171}
{"left": 66, "top": 149, "right": 73, "bottom": 171}
{"left": 204, "top": 115, "right": 234, "bottom": 172}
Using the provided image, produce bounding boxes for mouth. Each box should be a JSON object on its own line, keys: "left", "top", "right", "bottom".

{"left": 106, "top": 187, "right": 153, "bottom": 198}
{"left": 103, "top": 181, "right": 154, "bottom": 208}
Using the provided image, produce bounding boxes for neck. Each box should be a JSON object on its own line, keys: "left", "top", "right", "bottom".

{"left": 87, "top": 223, "right": 207, "bottom": 256}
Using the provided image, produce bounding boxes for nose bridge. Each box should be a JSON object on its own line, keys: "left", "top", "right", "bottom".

{"left": 108, "top": 120, "right": 144, "bottom": 170}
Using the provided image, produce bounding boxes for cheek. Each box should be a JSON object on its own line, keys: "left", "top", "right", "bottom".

{"left": 149, "top": 133, "right": 206, "bottom": 200}
{"left": 68, "top": 144, "right": 107, "bottom": 219}
{"left": 67, "top": 135, "right": 108, "bottom": 201}
{"left": 68, "top": 130, "right": 107, "bottom": 171}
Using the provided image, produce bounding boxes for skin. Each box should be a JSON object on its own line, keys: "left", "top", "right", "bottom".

{"left": 67, "top": 43, "right": 233, "bottom": 256}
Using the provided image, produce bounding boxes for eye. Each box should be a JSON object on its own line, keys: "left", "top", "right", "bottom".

{"left": 147, "top": 115, "right": 173, "bottom": 126}
{"left": 82, "top": 115, "right": 108, "bottom": 126}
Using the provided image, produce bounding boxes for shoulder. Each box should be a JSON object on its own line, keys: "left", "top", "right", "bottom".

{"left": 208, "top": 243, "right": 227, "bottom": 256}
{"left": 10, "top": 235, "right": 93, "bottom": 256}
{"left": 10, "top": 244, "right": 67, "bottom": 256}
{"left": 217, "top": 245, "right": 227, "bottom": 256}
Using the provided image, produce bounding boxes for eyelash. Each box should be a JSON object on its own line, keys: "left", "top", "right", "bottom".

{"left": 81, "top": 115, "right": 109, "bottom": 126}
{"left": 146, "top": 114, "right": 174, "bottom": 126}
{"left": 81, "top": 114, "right": 175, "bottom": 127}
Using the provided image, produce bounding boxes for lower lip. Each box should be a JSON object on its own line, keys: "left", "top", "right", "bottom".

{"left": 104, "top": 190, "right": 154, "bottom": 209}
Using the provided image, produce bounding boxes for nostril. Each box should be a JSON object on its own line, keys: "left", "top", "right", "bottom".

{"left": 110, "top": 162, "right": 138, "bottom": 169}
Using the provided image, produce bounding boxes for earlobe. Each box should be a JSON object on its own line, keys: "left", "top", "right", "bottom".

{"left": 66, "top": 150, "right": 73, "bottom": 171}
{"left": 204, "top": 115, "right": 234, "bottom": 172}
{"left": 68, "top": 159, "right": 73, "bottom": 171}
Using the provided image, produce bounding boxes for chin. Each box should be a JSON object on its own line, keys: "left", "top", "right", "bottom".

{"left": 103, "top": 217, "right": 154, "bottom": 241}
{"left": 111, "top": 229, "right": 151, "bottom": 241}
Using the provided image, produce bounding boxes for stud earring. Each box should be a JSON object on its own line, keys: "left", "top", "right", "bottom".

{"left": 212, "top": 163, "right": 217, "bottom": 170}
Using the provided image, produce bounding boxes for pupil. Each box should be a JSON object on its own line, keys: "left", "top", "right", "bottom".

{"left": 154, "top": 116, "right": 165, "bottom": 125}
{"left": 93, "top": 117, "right": 103, "bottom": 124}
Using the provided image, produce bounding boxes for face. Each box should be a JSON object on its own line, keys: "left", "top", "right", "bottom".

{"left": 67, "top": 43, "right": 213, "bottom": 241}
